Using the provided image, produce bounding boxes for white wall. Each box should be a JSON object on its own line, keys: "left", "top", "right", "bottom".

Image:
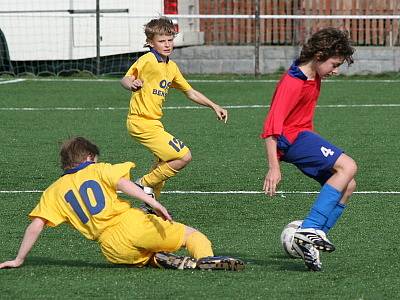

{"left": 0, "top": 0, "right": 203, "bottom": 61}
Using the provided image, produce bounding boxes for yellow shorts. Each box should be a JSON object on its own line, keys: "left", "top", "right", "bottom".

{"left": 98, "top": 208, "right": 185, "bottom": 266}
{"left": 127, "top": 116, "right": 190, "bottom": 162}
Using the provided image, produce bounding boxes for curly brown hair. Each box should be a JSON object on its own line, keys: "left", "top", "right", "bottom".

{"left": 60, "top": 137, "right": 99, "bottom": 170}
{"left": 144, "top": 17, "right": 177, "bottom": 42}
{"left": 299, "top": 27, "right": 355, "bottom": 65}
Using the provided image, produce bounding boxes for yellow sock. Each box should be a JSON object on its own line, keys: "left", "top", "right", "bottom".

{"left": 142, "top": 162, "right": 178, "bottom": 187}
{"left": 153, "top": 181, "right": 165, "bottom": 199}
{"left": 186, "top": 231, "right": 214, "bottom": 259}
{"left": 145, "top": 158, "right": 164, "bottom": 198}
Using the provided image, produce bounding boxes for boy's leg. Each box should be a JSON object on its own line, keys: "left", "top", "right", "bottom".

{"left": 322, "top": 178, "right": 356, "bottom": 233}
{"left": 295, "top": 182, "right": 340, "bottom": 252}
{"left": 300, "top": 154, "right": 357, "bottom": 229}
{"left": 102, "top": 209, "right": 191, "bottom": 268}
{"left": 99, "top": 210, "right": 241, "bottom": 271}
{"left": 146, "top": 157, "right": 165, "bottom": 199}
{"left": 300, "top": 183, "right": 342, "bottom": 230}
{"left": 141, "top": 152, "right": 192, "bottom": 197}
{"left": 141, "top": 161, "right": 177, "bottom": 190}
{"left": 295, "top": 155, "right": 357, "bottom": 251}
{"left": 128, "top": 118, "right": 191, "bottom": 198}
{"left": 184, "top": 227, "right": 214, "bottom": 259}
{"left": 183, "top": 227, "right": 245, "bottom": 271}
{"left": 152, "top": 226, "right": 245, "bottom": 271}
{"left": 282, "top": 132, "right": 356, "bottom": 251}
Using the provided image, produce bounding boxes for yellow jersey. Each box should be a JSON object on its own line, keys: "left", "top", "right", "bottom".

{"left": 29, "top": 161, "right": 135, "bottom": 241}
{"left": 125, "top": 49, "right": 192, "bottom": 120}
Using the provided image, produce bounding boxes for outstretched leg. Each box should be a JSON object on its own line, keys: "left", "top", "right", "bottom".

{"left": 153, "top": 226, "right": 245, "bottom": 271}
{"left": 295, "top": 153, "right": 357, "bottom": 252}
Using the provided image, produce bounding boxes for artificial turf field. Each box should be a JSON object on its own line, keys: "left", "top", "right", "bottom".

{"left": 0, "top": 75, "right": 399, "bottom": 299}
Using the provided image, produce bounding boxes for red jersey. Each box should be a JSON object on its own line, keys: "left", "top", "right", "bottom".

{"left": 261, "top": 62, "right": 321, "bottom": 144}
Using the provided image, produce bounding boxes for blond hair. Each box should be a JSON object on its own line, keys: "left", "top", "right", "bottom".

{"left": 144, "top": 17, "right": 177, "bottom": 44}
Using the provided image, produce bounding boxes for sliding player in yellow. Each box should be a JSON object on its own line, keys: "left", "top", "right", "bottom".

{"left": 0, "top": 137, "right": 244, "bottom": 271}
{"left": 121, "top": 17, "right": 228, "bottom": 204}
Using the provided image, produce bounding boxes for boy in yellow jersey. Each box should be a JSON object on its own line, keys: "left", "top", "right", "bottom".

{"left": 121, "top": 17, "right": 228, "bottom": 201}
{"left": 0, "top": 137, "right": 244, "bottom": 271}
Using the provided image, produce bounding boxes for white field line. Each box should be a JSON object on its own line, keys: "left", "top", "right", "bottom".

{"left": 0, "top": 190, "right": 399, "bottom": 195}
{"left": 0, "top": 104, "right": 400, "bottom": 111}
{"left": 0, "top": 79, "right": 26, "bottom": 85}
{"left": 4, "top": 78, "right": 400, "bottom": 83}
{"left": 190, "top": 79, "right": 400, "bottom": 83}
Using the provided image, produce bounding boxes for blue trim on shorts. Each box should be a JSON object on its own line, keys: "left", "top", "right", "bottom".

{"left": 277, "top": 131, "right": 343, "bottom": 185}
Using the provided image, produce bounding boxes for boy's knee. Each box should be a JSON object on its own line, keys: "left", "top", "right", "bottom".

{"left": 181, "top": 151, "right": 192, "bottom": 165}
{"left": 184, "top": 226, "right": 197, "bottom": 238}
{"left": 340, "top": 179, "right": 356, "bottom": 205}
{"left": 347, "top": 158, "right": 357, "bottom": 177}
{"left": 167, "top": 151, "right": 192, "bottom": 171}
{"left": 346, "top": 179, "right": 357, "bottom": 196}
{"left": 336, "top": 154, "right": 357, "bottom": 178}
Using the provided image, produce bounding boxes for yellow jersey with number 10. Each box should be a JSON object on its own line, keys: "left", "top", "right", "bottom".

{"left": 125, "top": 49, "right": 192, "bottom": 120}
{"left": 29, "top": 162, "right": 135, "bottom": 241}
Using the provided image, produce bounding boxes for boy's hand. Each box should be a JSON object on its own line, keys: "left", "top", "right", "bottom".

{"left": 213, "top": 105, "right": 228, "bottom": 123}
{"left": 152, "top": 202, "right": 173, "bottom": 221}
{"left": 263, "top": 168, "right": 281, "bottom": 196}
{"left": 0, "top": 258, "right": 24, "bottom": 269}
{"left": 184, "top": 89, "right": 228, "bottom": 122}
{"left": 130, "top": 79, "right": 144, "bottom": 91}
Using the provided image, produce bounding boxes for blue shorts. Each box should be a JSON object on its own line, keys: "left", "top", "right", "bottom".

{"left": 277, "top": 131, "right": 343, "bottom": 185}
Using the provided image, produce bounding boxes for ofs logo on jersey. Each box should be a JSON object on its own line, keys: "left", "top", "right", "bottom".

{"left": 153, "top": 79, "right": 171, "bottom": 97}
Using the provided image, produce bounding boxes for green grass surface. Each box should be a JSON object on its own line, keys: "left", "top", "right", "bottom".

{"left": 0, "top": 76, "right": 399, "bottom": 299}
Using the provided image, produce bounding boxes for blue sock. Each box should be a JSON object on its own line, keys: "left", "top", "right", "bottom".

{"left": 301, "top": 183, "right": 342, "bottom": 230}
{"left": 322, "top": 203, "right": 346, "bottom": 233}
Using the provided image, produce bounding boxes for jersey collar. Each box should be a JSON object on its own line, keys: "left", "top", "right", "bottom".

{"left": 63, "top": 161, "right": 94, "bottom": 175}
{"left": 288, "top": 59, "right": 308, "bottom": 80}
{"left": 150, "top": 48, "right": 169, "bottom": 63}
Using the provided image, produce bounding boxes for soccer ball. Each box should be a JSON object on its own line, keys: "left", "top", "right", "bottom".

{"left": 280, "top": 220, "right": 303, "bottom": 259}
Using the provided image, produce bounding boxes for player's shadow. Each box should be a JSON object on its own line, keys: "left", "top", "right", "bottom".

{"left": 26, "top": 256, "right": 123, "bottom": 269}
{"left": 218, "top": 252, "right": 307, "bottom": 272}
{"left": 27, "top": 254, "right": 307, "bottom": 272}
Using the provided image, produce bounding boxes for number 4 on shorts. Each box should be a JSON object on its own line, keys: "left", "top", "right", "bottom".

{"left": 320, "top": 146, "right": 334, "bottom": 157}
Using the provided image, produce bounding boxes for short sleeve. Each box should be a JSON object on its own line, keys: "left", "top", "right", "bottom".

{"left": 29, "top": 192, "right": 66, "bottom": 227}
{"left": 125, "top": 59, "right": 143, "bottom": 78}
{"left": 100, "top": 162, "right": 136, "bottom": 190}
{"left": 171, "top": 64, "right": 192, "bottom": 92}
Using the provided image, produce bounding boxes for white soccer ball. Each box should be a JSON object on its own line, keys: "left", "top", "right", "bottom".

{"left": 280, "top": 220, "right": 303, "bottom": 259}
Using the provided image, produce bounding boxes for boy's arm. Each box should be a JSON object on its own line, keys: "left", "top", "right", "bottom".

{"left": 263, "top": 136, "right": 281, "bottom": 197}
{"left": 116, "top": 178, "right": 172, "bottom": 221}
{"left": 120, "top": 75, "right": 143, "bottom": 92}
{"left": 184, "top": 89, "right": 228, "bottom": 123}
{"left": 0, "top": 217, "right": 45, "bottom": 269}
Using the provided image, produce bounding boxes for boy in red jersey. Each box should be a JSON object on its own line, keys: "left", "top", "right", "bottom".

{"left": 261, "top": 28, "right": 357, "bottom": 271}
{"left": 0, "top": 137, "right": 244, "bottom": 271}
